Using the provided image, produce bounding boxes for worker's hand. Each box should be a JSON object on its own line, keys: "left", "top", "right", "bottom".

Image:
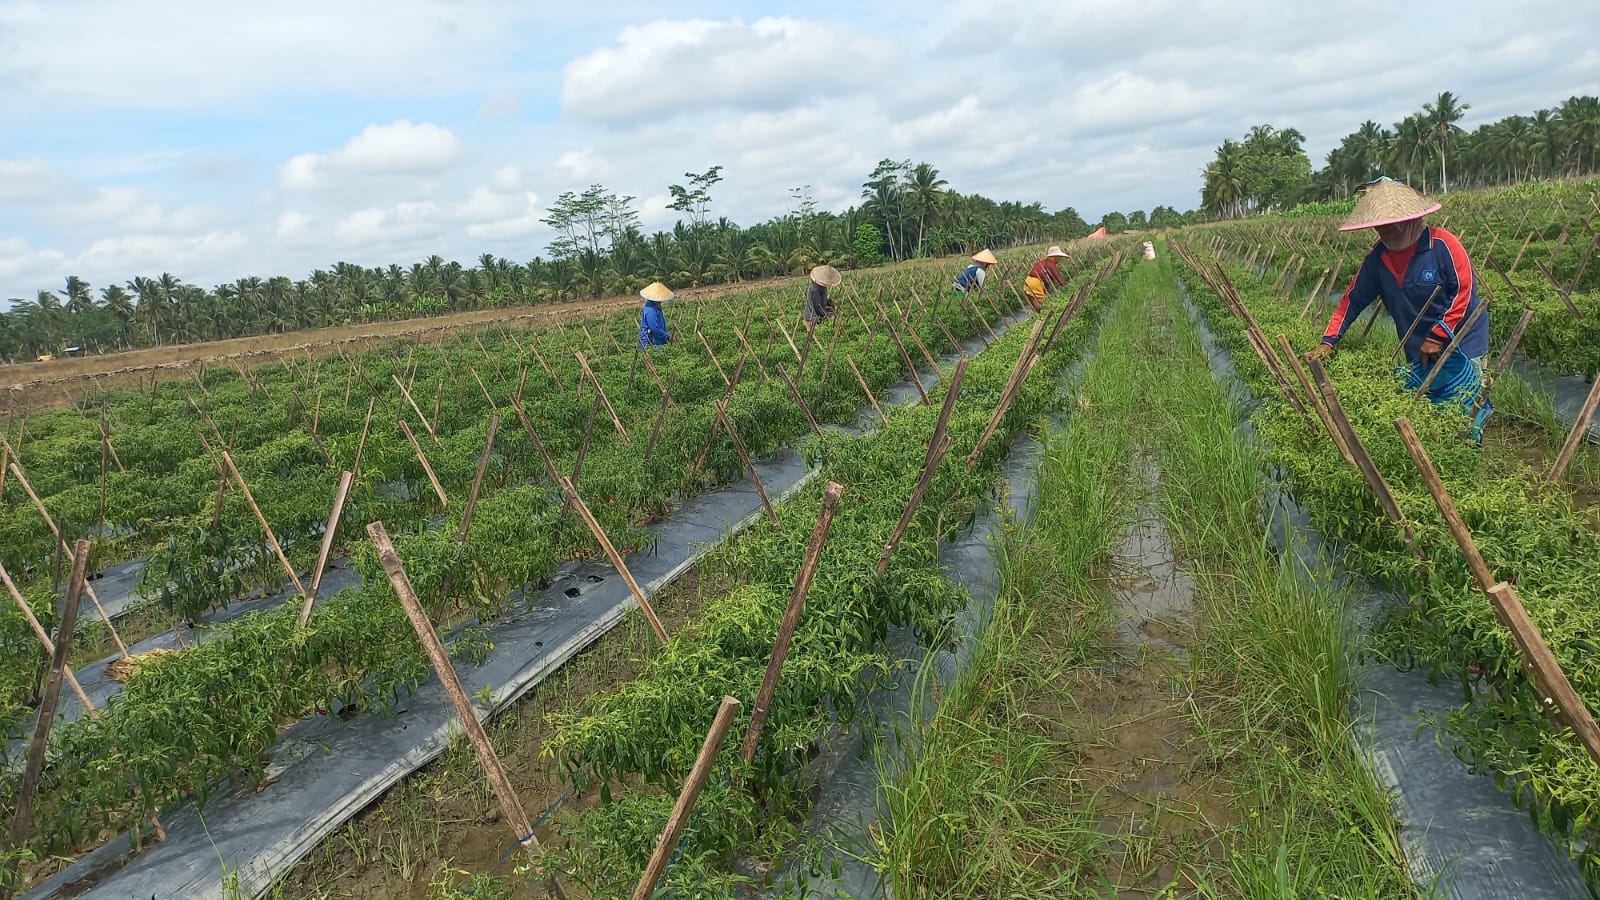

{"left": 1419, "top": 338, "right": 1444, "bottom": 364}
{"left": 1303, "top": 343, "right": 1333, "bottom": 363}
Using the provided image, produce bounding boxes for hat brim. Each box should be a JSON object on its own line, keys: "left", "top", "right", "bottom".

{"left": 1338, "top": 202, "right": 1441, "bottom": 232}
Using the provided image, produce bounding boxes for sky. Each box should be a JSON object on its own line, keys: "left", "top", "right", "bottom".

{"left": 2, "top": 0, "right": 1598, "bottom": 303}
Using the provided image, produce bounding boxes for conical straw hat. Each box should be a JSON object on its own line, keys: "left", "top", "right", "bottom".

{"left": 972, "top": 249, "right": 999, "bottom": 265}
{"left": 809, "top": 265, "right": 842, "bottom": 287}
{"left": 1339, "top": 178, "right": 1441, "bottom": 232}
{"left": 1046, "top": 246, "right": 1068, "bottom": 258}
{"left": 640, "top": 281, "right": 674, "bottom": 302}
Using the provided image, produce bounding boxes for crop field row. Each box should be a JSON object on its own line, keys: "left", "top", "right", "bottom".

{"left": 0, "top": 241, "right": 1125, "bottom": 895}
{"left": 1168, "top": 235, "right": 1600, "bottom": 886}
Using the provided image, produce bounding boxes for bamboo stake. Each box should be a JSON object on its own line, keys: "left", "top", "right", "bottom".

{"left": 691, "top": 355, "right": 749, "bottom": 476}
{"left": 632, "top": 696, "right": 742, "bottom": 900}
{"left": 398, "top": 419, "right": 449, "bottom": 507}
{"left": 8, "top": 540, "right": 88, "bottom": 855}
{"left": 300, "top": 470, "right": 355, "bottom": 626}
{"left": 458, "top": 414, "right": 500, "bottom": 539}
{"left": 877, "top": 307, "right": 929, "bottom": 404}
{"left": 1489, "top": 306, "right": 1536, "bottom": 384}
{"left": 563, "top": 397, "right": 602, "bottom": 514}
{"left": 643, "top": 374, "right": 676, "bottom": 466}
{"left": 352, "top": 397, "right": 376, "bottom": 477}
{"left": 966, "top": 318, "right": 1049, "bottom": 468}
{"left": 528, "top": 339, "right": 562, "bottom": 390}
{"left": 904, "top": 322, "right": 944, "bottom": 383}
{"left": 392, "top": 374, "right": 437, "bottom": 443}
{"left": 1549, "top": 374, "right": 1600, "bottom": 484}
{"left": 1276, "top": 334, "right": 1355, "bottom": 466}
{"left": 715, "top": 399, "right": 780, "bottom": 528}
{"left": 776, "top": 365, "right": 825, "bottom": 442}
{"left": 0, "top": 559, "right": 93, "bottom": 711}
{"left": 1390, "top": 285, "right": 1443, "bottom": 367}
{"left": 1510, "top": 229, "right": 1535, "bottom": 272}
{"left": 1413, "top": 301, "right": 1487, "bottom": 401}
{"left": 847, "top": 357, "right": 889, "bottom": 427}
{"left": 431, "top": 375, "right": 445, "bottom": 438}
{"left": 1391, "top": 418, "right": 1600, "bottom": 765}
{"left": 740, "top": 482, "right": 843, "bottom": 763}
{"left": 883, "top": 357, "right": 966, "bottom": 573}
{"left": 560, "top": 475, "right": 669, "bottom": 643}
{"left": 367, "top": 523, "right": 553, "bottom": 863}
{"left": 1357, "top": 297, "right": 1388, "bottom": 341}
{"left": 469, "top": 366, "right": 500, "bottom": 413}
{"left": 698, "top": 331, "right": 730, "bottom": 386}
{"left": 2, "top": 449, "right": 128, "bottom": 657}
{"left": 98, "top": 418, "right": 126, "bottom": 473}
{"left": 214, "top": 444, "right": 308, "bottom": 599}
{"left": 1532, "top": 258, "right": 1583, "bottom": 320}
{"left": 774, "top": 319, "right": 803, "bottom": 365}
{"left": 1307, "top": 362, "right": 1416, "bottom": 549}
{"left": 732, "top": 325, "right": 769, "bottom": 381}
{"left": 574, "top": 351, "right": 629, "bottom": 443}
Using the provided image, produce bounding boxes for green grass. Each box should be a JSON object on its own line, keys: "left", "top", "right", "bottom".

{"left": 869, "top": 252, "right": 1416, "bottom": 897}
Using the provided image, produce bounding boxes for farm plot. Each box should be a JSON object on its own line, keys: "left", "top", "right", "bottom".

{"left": 0, "top": 243, "right": 1120, "bottom": 896}
{"left": 1169, "top": 235, "right": 1600, "bottom": 889}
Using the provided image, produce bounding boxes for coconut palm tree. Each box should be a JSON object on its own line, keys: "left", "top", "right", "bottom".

{"left": 1423, "top": 91, "right": 1470, "bottom": 192}
{"left": 904, "top": 162, "right": 948, "bottom": 257}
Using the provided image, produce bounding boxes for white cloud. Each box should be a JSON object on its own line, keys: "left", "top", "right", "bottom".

{"left": 556, "top": 149, "right": 609, "bottom": 181}
{"left": 1063, "top": 72, "right": 1223, "bottom": 132}
{"left": 561, "top": 17, "right": 886, "bottom": 125}
{"left": 491, "top": 165, "right": 525, "bottom": 192}
{"left": 334, "top": 202, "right": 439, "bottom": 246}
{"left": 276, "top": 211, "right": 312, "bottom": 240}
{"left": 279, "top": 120, "right": 464, "bottom": 189}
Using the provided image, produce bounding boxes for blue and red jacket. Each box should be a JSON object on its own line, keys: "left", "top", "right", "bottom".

{"left": 1321, "top": 226, "right": 1488, "bottom": 362}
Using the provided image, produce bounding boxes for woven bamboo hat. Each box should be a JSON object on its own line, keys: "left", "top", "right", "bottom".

{"left": 1339, "top": 178, "right": 1441, "bottom": 232}
{"left": 972, "top": 249, "right": 999, "bottom": 265}
{"left": 1046, "top": 246, "right": 1068, "bottom": 258}
{"left": 809, "top": 265, "right": 842, "bottom": 287}
{"left": 639, "top": 281, "right": 675, "bottom": 302}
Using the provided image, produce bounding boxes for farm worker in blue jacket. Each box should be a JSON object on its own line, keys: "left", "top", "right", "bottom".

{"left": 954, "top": 249, "right": 998, "bottom": 294}
{"left": 638, "top": 281, "right": 675, "bottom": 348}
{"left": 1304, "top": 178, "right": 1491, "bottom": 436}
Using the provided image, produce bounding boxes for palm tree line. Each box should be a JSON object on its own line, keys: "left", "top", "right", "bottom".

{"left": 1, "top": 160, "right": 1095, "bottom": 362}
{"left": 1202, "top": 92, "right": 1600, "bottom": 218}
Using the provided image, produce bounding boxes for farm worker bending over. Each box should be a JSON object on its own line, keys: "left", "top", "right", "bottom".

{"left": 802, "top": 265, "right": 842, "bottom": 329}
{"left": 954, "top": 249, "right": 998, "bottom": 294}
{"left": 1023, "top": 246, "right": 1069, "bottom": 311}
{"left": 638, "top": 281, "right": 675, "bottom": 348}
{"left": 1304, "top": 178, "right": 1492, "bottom": 439}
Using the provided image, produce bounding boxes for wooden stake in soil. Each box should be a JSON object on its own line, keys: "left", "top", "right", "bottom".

{"left": 714, "top": 399, "right": 780, "bottom": 529}
{"left": 574, "top": 351, "right": 629, "bottom": 443}
{"left": 558, "top": 475, "right": 669, "bottom": 644}
{"left": 366, "top": 523, "right": 554, "bottom": 866}
{"left": 1548, "top": 374, "right": 1600, "bottom": 484}
{"left": 1391, "top": 418, "right": 1600, "bottom": 765}
{"left": 563, "top": 397, "right": 602, "bottom": 514}
{"left": 8, "top": 540, "right": 88, "bottom": 852}
{"left": 847, "top": 357, "right": 890, "bottom": 427}
{"left": 458, "top": 413, "right": 501, "bottom": 538}
{"left": 1390, "top": 284, "right": 1443, "bottom": 367}
{"left": 1412, "top": 300, "right": 1487, "bottom": 401}
{"left": 392, "top": 373, "right": 438, "bottom": 443}
{"left": 301, "top": 470, "right": 355, "bottom": 626}
{"left": 3, "top": 448, "right": 128, "bottom": 658}
{"left": 633, "top": 695, "right": 742, "bottom": 900}
{"left": 0, "top": 558, "right": 93, "bottom": 711}
{"left": 698, "top": 331, "right": 731, "bottom": 386}
{"left": 740, "top": 482, "right": 844, "bottom": 763}
{"left": 878, "top": 358, "right": 968, "bottom": 575}
{"left": 776, "top": 364, "right": 826, "bottom": 442}
{"left": 1306, "top": 362, "right": 1417, "bottom": 551}
{"left": 878, "top": 307, "right": 929, "bottom": 404}
{"left": 214, "top": 445, "right": 309, "bottom": 600}
{"left": 1276, "top": 334, "right": 1355, "bottom": 466}
{"left": 398, "top": 418, "right": 450, "bottom": 507}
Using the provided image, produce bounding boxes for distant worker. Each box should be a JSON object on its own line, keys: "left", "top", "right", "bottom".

{"left": 638, "top": 281, "right": 675, "bottom": 348}
{"left": 1023, "top": 246, "right": 1069, "bottom": 311}
{"left": 1143, "top": 241, "right": 1156, "bottom": 261}
{"left": 954, "top": 249, "right": 998, "bottom": 295}
{"left": 802, "top": 265, "right": 842, "bottom": 329}
{"left": 1305, "top": 177, "right": 1491, "bottom": 438}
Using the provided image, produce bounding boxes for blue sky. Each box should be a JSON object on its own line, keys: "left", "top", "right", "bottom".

{"left": 3, "top": 0, "right": 1598, "bottom": 302}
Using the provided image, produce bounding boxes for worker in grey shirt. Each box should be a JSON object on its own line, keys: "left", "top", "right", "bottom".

{"left": 802, "top": 265, "right": 842, "bottom": 330}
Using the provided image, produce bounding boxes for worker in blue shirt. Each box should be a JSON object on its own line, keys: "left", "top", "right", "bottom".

{"left": 638, "top": 281, "right": 675, "bottom": 348}
{"left": 1306, "top": 177, "right": 1491, "bottom": 439}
